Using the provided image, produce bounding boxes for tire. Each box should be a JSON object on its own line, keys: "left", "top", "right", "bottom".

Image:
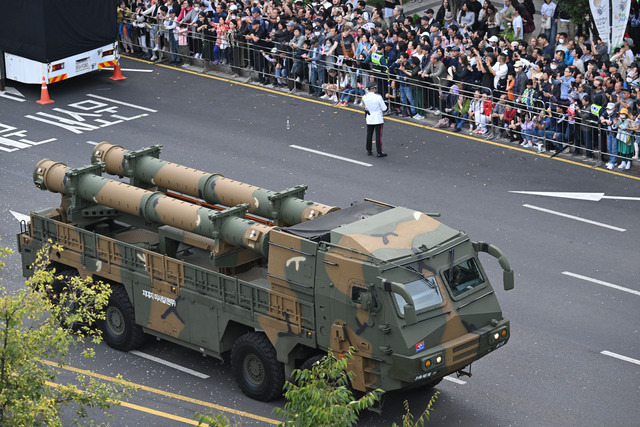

{"left": 49, "top": 268, "right": 78, "bottom": 303}
{"left": 50, "top": 268, "right": 83, "bottom": 331}
{"left": 425, "top": 378, "right": 443, "bottom": 389}
{"left": 299, "top": 353, "right": 324, "bottom": 372}
{"left": 99, "top": 285, "right": 144, "bottom": 352}
{"left": 231, "top": 332, "right": 285, "bottom": 402}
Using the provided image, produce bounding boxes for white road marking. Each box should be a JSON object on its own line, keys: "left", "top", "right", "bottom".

{"left": 129, "top": 350, "right": 210, "bottom": 379}
{"left": 85, "top": 141, "right": 100, "bottom": 145}
{"left": 523, "top": 204, "right": 626, "bottom": 232}
{"left": 444, "top": 376, "right": 467, "bottom": 385}
{"left": 562, "top": 272, "right": 640, "bottom": 297}
{"left": 601, "top": 351, "right": 640, "bottom": 366}
{"left": 10, "top": 210, "right": 30, "bottom": 223}
{"left": 99, "top": 67, "right": 154, "bottom": 73}
{"left": 511, "top": 191, "right": 640, "bottom": 202}
{"left": 86, "top": 94, "right": 158, "bottom": 113}
{"left": 290, "top": 145, "right": 372, "bottom": 167}
{"left": 0, "top": 87, "right": 26, "bottom": 102}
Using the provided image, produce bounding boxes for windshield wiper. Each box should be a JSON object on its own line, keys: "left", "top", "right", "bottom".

{"left": 405, "top": 265, "right": 437, "bottom": 289}
{"left": 457, "top": 290, "right": 494, "bottom": 310}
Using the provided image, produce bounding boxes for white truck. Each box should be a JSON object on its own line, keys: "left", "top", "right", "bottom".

{"left": 0, "top": 0, "right": 118, "bottom": 86}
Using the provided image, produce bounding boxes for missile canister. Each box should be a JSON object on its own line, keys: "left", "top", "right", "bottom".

{"left": 34, "top": 159, "right": 271, "bottom": 256}
{"left": 91, "top": 142, "right": 339, "bottom": 226}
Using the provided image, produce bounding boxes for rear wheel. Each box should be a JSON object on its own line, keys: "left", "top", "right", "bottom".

{"left": 99, "top": 285, "right": 144, "bottom": 352}
{"left": 50, "top": 268, "right": 83, "bottom": 330}
{"left": 231, "top": 332, "right": 284, "bottom": 401}
{"left": 425, "top": 378, "right": 443, "bottom": 389}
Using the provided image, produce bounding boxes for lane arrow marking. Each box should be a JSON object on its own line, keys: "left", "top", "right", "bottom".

{"left": 10, "top": 210, "right": 30, "bottom": 223}
{"left": 509, "top": 191, "right": 640, "bottom": 202}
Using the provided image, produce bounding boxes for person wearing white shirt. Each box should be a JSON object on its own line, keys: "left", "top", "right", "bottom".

{"left": 361, "top": 81, "right": 388, "bottom": 157}
{"left": 491, "top": 53, "right": 508, "bottom": 89}
{"left": 512, "top": 7, "right": 523, "bottom": 40}
{"left": 540, "top": 0, "right": 557, "bottom": 40}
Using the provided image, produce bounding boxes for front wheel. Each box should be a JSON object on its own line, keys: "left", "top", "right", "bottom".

{"left": 231, "top": 332, "right": 284, "bottom": 401}
{"left": 98, "top": 285, "right": 144, "bottom": 352}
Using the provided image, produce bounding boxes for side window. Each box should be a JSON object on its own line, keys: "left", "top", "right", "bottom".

{"left": 351, "top": 285, "right": 366, "bottom": 304}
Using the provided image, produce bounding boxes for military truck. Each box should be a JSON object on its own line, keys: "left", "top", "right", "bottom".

{"left": 17, "top": 143, "right": 514, "bottom": 402}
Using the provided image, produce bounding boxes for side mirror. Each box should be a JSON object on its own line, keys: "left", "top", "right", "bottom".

{"left": 503, "top": 269, "right": 514, "bottom": 291}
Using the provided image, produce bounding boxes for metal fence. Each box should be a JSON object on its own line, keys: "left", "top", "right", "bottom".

{"left": 118, "top": 19, "right": 636, "bottom": 166}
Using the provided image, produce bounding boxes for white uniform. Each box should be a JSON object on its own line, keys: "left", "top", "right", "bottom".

{"left": 362, "top": 88, "right": 388, "bottom": 156}
{"left": 362, "top": 90, "right": 387, "bottom": 124}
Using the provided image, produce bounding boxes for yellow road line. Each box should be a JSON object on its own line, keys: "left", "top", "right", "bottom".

{"left": 46, "top": 378, "right": 200, "bottom": 425}
{"left": 125, "top": 56, "right": 640, "bottom": 182}
{"left": 119, "top": 401, "right": 200, "bottom": 425}
{"left": 41, "top": 360, "right": 279, "bottom": 425}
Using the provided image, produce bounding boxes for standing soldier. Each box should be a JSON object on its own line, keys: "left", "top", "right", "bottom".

{"left": 362, "top": 81, "right": 388, "bottom": 157}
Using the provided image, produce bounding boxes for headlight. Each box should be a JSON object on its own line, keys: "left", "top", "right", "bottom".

{"left": 490, "top": 328, "right": 508, "bottom": 342}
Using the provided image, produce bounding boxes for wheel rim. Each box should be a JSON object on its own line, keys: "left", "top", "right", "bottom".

{"left": 106, "top": 306, "right": 125, "bottom": 336}
{"left": 243, "top": 353, "right": 265, "bottom": 386}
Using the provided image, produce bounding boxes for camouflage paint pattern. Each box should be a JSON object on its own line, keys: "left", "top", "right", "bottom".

{"left": 91, "top": 142, "right": 339, "bottom": 226}
{"left": 20, "top": 156, "right": 514, "bottom": 398}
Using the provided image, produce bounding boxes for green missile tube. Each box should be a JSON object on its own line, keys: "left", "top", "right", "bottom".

{"left": 34, "top": 159, "right": 271, "bottom": 257}
{"left": 91, "top": 142, "right": 339, "bottom": 226}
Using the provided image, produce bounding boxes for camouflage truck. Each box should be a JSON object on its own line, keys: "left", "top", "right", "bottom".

{"left": 17, "top": 144, "right": 514, "bottom": 402}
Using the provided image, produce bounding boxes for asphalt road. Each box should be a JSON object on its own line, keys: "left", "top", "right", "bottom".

{"left": 0, "top": 57, "right": 638, "bottom": 426}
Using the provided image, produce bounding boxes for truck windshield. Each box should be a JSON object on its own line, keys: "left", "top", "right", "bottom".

{"left": 394, "top": 275, "right": 442, "bottom": 315}
{"left": 446, "top": 258, "right": 485, "bottom": 297}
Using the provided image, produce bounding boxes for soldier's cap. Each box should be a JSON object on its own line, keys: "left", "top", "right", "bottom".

{"left": 367, "top": 81, "right": 377, "bottom": 89}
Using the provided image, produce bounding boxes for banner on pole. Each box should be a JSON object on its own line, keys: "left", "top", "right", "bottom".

{"left": 611, "top": 0, "right": 631, "bottom": 52}
{"left": 589, "top": 0, "right": 611, "bottom": 51}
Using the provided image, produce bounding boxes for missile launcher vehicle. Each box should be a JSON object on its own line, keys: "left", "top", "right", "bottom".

{"left": 17, "top": 144, "right": 514, "bottom": 402}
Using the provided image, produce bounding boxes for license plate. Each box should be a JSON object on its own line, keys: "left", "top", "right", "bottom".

{"left": 76, "top": 59, "right": 89, "bottom": 72}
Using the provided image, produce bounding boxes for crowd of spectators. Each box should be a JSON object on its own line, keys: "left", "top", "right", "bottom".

{"left": 116, "top": 0, "right": 640, "bottom": 169}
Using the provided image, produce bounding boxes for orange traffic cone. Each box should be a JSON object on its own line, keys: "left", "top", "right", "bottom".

{"left": 110, "top": 58, "right": 127, "bottom": 81}
{"left": 36, "top": 76, "right": 54, "bottom": 105}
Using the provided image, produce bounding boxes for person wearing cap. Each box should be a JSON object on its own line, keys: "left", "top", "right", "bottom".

{"left": 363, "top": 41, "right": 389, "bottom": 97}
{"left": 613, "top": 107, "right": 633, "bottom": 169}
{"left": 362, "top": 81, "right": 388, "bottom": 157}
{"left": 247, "top": 17, "right": 269, "bottom": 84}
{"left": 601, "top": 102, "right": 619, "bottom": 169}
